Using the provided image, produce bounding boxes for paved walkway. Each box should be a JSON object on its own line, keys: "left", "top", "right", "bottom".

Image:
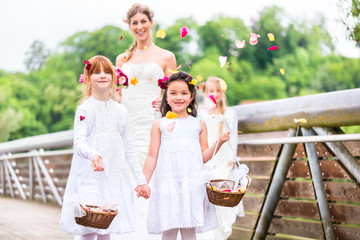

{"left": 0, "top": 197, "right": 214, "bottom": 240}
{"left": 0, "top": 197, "right": 73, "bottom": 240}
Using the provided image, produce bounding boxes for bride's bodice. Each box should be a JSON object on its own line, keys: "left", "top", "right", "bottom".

{"left": 121, "top": 62, "right": 164, "bottom": 109}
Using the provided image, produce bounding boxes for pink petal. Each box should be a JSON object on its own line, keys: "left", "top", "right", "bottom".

{"left": 79, "top": 74, "right": 85, "bottom": 83}
{"left": 249, "top": 33, "right": 260, "bottom": 45}
{"left": 180, "top": 26, "right": 189, "bottom": 38}
{"left": 166, "top": 121, "right": 176, "bottom": 132}
{"left": 235, "top": 40, "right": 245, "bottom": 48}
{"left": 205, "top": 98, "right": 217, "bottom": 111}
{"left": 267, "top": 45, "right": 278, "bottom": 51}
{"left": 209, "top": 95, "right": 217, "bottom": 105}
{"left": 219, "top": 56, "right": 227, "bottom": 68}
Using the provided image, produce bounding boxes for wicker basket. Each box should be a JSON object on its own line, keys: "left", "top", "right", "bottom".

{"left": 206, "top": 178, "right": 248, "bottom": 207}
{"left": 75, "top": 205, "right": 118, "bottom": 229}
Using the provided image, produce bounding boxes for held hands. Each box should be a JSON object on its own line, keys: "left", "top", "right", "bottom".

{"left": 91, "top": 155, "right": 104, "bottom": 171}
{"left": 135, "top": 184, "right": 151, "bottom": 199}
{"left": 152, "top": 97, "right": 162, "bottom": 112}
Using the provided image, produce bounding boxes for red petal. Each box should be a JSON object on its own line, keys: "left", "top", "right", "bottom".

{"left": 267, "top": 45, "right": 278, "bottom": 51}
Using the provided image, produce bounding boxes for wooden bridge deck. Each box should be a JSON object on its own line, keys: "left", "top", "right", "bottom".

{"left": 0, "top": 197, "right": 72, "bottom": 240}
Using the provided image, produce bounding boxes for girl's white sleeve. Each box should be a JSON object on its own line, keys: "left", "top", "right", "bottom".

{"left": 120, "top": 107, "right": 147, "bottom": 186}
{"left": 73, "top": 105, "right": 100, "bottom": 161}
{"left": 227, "top": 108, "right": 238, "bottom": 161}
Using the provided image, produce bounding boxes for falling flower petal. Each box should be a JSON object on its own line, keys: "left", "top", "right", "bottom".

{"left": 280, "top": 68, "right": 285, "bottom": 75}
{"left": 176, "top": 65, "right": 182, "bottom": 70}
{"left": 219, "top": 56, "right": 227, "bottom": 68}
{"left": 130, "top": 77, "right": 139, "bottom": 86}
{"left": 294, "top": 118, "right": 308, "bottom": 124}
{"left": 120, "top": 36, "right": 123, "bottom": 42}
{"left": 235, "top": 40, "right": 246, "bottom": 48}
{"left": 205, "top": 97, "right": 217, "bottom": 111}
{"left": 166, "top": 111, "right": 178, "bottom": 119}
{"left": 209, "top": 95, "right": 217, "bottom": 105}
{"left": 267, "top": 45, "right": 278, "bottom": 51}
{"left": 219, "top": 79, "right": 227, "bottom": 91}
{"left": 249, "top": 33, "right": 260, "bottom": 45}
{"left": 189, "top": 79, "right": 197, "bottom": 85}
{"left": 167, "top": 121, "right": 176, "bottom": 132}
{"left": 226, "top": 67, "right": 232, "bottom": 72}
{"left": 180, "top": 26, "right": 189, "bottom": 38}
{"left": 155, "top": 29, "right": 166, "bottom": 39}
{"left": 196, "top": 75, "right": 203, "bottom": 82}
{"left": 221, "top": 34, "right": 224, "bottom": 37}
{"left": 79, "top": 74, "right": 85, "bottom": 83}
{"left": 267, "top": 33, "right": 275, "bottom": 41}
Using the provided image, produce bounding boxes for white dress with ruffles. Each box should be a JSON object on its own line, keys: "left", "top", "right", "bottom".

{"left": 60, "top": 96, "right": 146, "bottom": 236}
{"left": 147, "top": 116, "right": 218, "bottom": 234}
{"left": 198, "top": 108, "right": 245, "bottom": 240}
{"left": 121, "top": 62, "right": 164, "bottom": 166}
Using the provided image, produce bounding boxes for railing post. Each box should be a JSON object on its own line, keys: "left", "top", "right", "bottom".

{"left": 29, "top": 153, "right": 34, "bottom": 200}
{"left": 34, "top": 150, "right": 62, "bottom": 206}
{"left": 313, "top": 127, "right": 360, "bottom": 183}
{"left": 253, "top": 128, "right": 297, "bottom": 239}
{"left": 1, "top": 156, "right": 5, "bottom": 196}
{"left": 302, "top": 128, "right": 335, "bottom": 240}
{"left": 5, "top": 157, "right": 26, "bottom": 200}
{"left": 32, "top": 151, "right": 47, "bottom": 203}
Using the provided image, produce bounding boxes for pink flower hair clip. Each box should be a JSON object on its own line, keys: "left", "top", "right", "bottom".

{"left": 84, "top": 60, "right": 92, "bottom": 71}
{"left": 158, "top": 77, "right": 169, "bottom": 90}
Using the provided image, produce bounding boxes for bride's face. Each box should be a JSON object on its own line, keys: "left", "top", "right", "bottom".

{"left": 129, "top": 13, "right": 153, "bottom": 41}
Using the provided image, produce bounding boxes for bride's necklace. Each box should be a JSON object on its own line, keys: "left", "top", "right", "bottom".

{"left": 135, "top": 43, "right": 155, "bottom": 54}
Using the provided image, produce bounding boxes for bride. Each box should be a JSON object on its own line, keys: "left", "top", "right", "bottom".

{"left": 113, "top": 3, "right": 176, "bottom": 240}
{"left": 115, "top": 3, "right": 176, "bottom": 167}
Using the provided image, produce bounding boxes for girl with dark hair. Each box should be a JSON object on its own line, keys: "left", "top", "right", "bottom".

{"left": 142, "top": 71, "right": 230, "bottom": 240}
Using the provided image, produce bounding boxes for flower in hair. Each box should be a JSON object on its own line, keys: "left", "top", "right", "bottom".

{"left": 189, "top": 79, "right": 197, "bottom": 85}
{"left": 114, "top": 67, "right": 129, "bottom": 87}
{"left": 79, "top": 74, "right": 85, "bottom": 83}
{"left": 84, "top": 60, "right": 92, "bottom": 71}
{"left": 158, "top": 77, "right": 169, "bottom": 90}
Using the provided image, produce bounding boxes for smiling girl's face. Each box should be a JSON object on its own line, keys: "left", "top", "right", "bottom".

{"left": 166, "top": 80, "right": 193, "bottom": 117}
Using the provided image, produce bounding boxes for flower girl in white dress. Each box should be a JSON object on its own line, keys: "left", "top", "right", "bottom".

{"left": 142, "top": 71, "right": 230, "bottom": 240}
{"left": 60, "top": 56, "right": 150, "bottom": 240}
{"left": 198, "top": 76, "right": 245, "bottom": 240}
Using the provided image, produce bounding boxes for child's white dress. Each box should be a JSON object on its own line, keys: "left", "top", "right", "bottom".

{"left": 199, "top": 108, "right": 245, "bottom": 240}
{"left": 60, "top": 96, "right": 146, "bottom": 235}
{"left": 147, "top": 116, "right": 217, "bottom": 234}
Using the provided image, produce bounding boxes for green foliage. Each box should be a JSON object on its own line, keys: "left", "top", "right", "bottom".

{"left": 339, "top": 0, "right": 360, "bottom": 43}
{"left": 1, "top": 5, "right": 359, "bottom": 141}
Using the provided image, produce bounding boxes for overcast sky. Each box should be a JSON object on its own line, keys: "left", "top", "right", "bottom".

{"left": 1, "top": 0, "right": 359, "bottom": 72}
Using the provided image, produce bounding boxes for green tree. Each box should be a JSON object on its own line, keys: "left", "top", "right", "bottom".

{"left": 24, "top": 40, "right": 49, "bottom": 71}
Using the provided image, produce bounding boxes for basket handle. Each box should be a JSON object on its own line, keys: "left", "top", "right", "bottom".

{"left": 238, "top": 175, "right": 250, "bottom": 190}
